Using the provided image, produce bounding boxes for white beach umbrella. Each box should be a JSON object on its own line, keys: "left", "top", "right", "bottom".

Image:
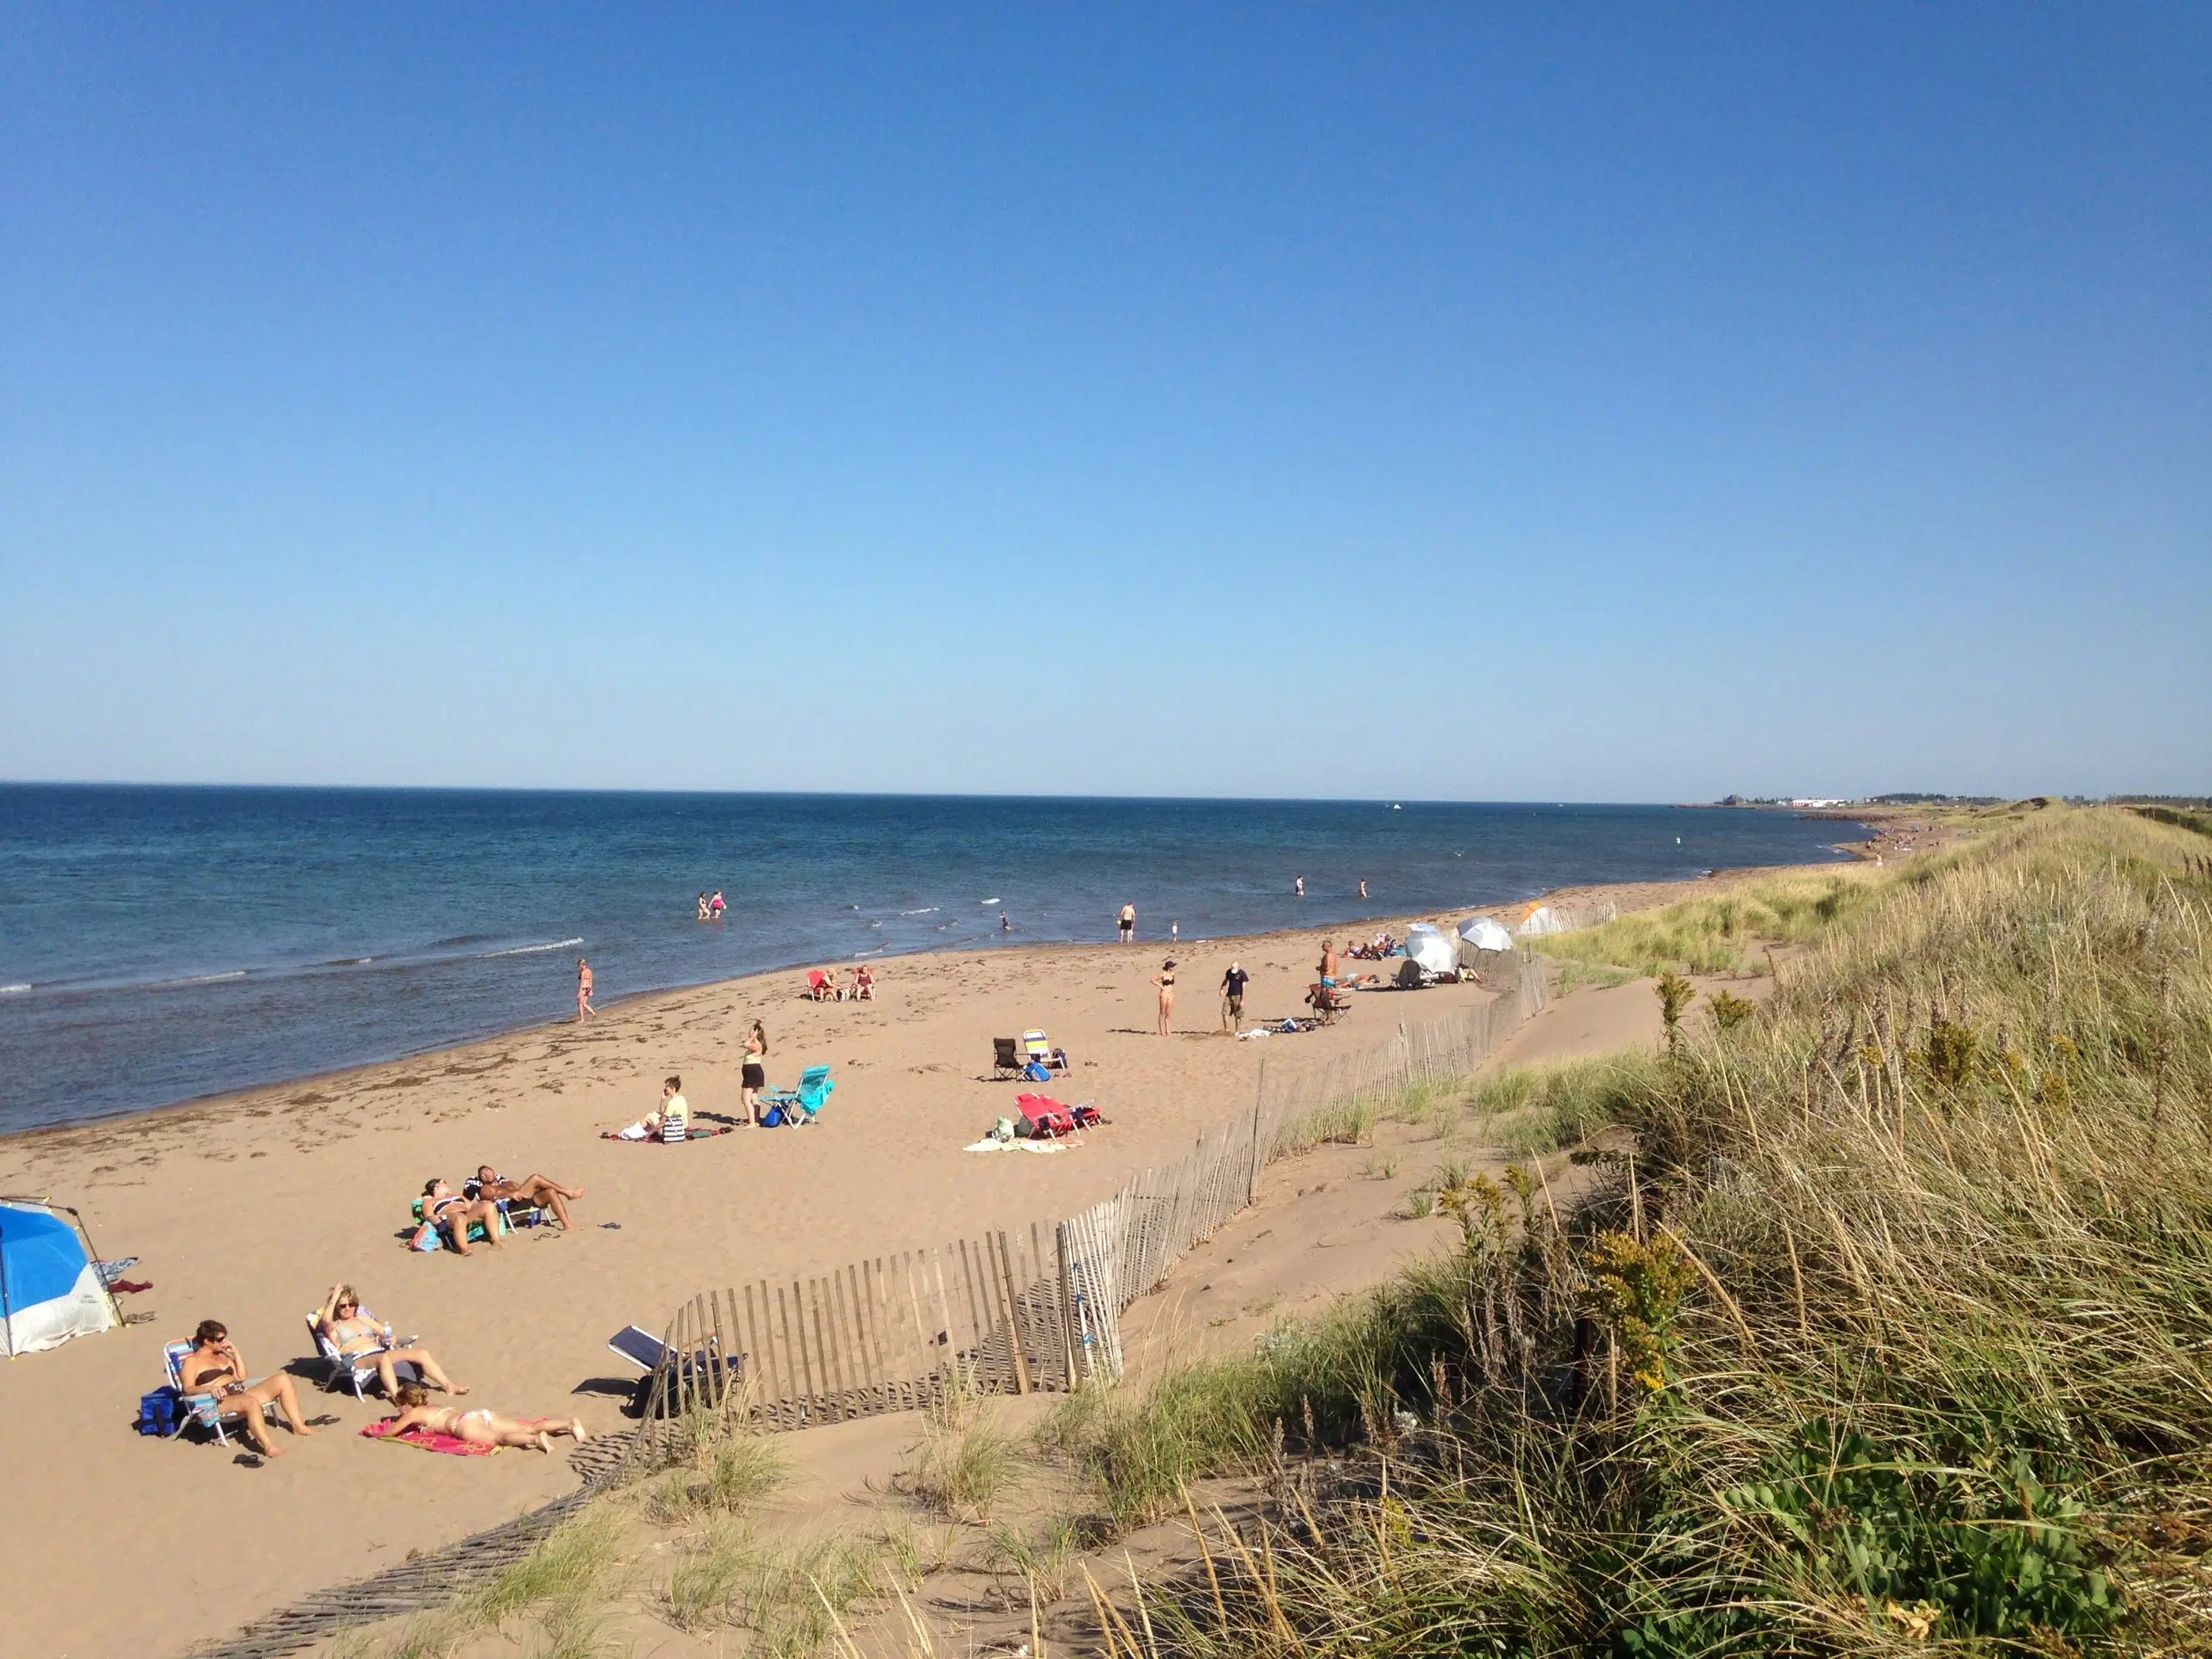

{"left": 1404, "top": 923, "right": 1457, "bottom": 975}
{"left": 1457, "top": 916, "right": 1514, "bottom": 953}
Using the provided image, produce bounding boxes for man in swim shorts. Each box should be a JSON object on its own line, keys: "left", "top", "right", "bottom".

{"left": 1118, "top": 903, "right": 1136, "bottom": 944}
{"left": 467, "top": 1166, "right": 584, "bottom": 1230}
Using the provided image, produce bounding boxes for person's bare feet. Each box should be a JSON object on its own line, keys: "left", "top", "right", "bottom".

{"left": 571, "top": 1420, "right": 590, "bottom": 1443}
{"left": 448, "top": 1383, "right": 471, "bottom": 1396}
{"left": 535, "top": 1431, "right": 553, "bottom": 1452}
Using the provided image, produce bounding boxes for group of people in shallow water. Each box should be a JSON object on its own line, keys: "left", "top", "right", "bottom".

{"left": 696, "top": 890, "right": 727, "bottom": 921}
{"left": 174, "top": 1284, "right": 588, "bottom": 1459}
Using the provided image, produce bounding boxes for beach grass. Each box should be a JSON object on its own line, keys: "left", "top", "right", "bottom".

{"left": 1072, "top": 807, "right": 2212, "bottom": 1650}
{"left": 1529, "top": 864, "right": 1880, "bottom": 976}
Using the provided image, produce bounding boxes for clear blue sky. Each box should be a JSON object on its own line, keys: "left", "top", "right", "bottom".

{"left": 3, "top": 4, "right": 2205, "bottom": 800}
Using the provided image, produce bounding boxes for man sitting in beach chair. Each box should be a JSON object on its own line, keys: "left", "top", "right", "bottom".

{"left": 168, "top": 1319, "right": 318, "bottom": 1456}
{"left": 467, "top": 1165, "right": 584, "bottom": 1230}
{"left": 418, "top": 1179, "right": 505, "bottom": 1255}
{"left": 313, "top": 1282, "right": 467, "bottom": 1398}
{"left": 1306, "top": 982, "right": 1352, "bottom": 1024}
{"left": 1022, "top": 1030, "right": 1072, "bottom": 1073}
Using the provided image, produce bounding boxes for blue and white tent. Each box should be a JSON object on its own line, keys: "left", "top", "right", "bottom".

{"left": 1, "top": 1200, "right": 118, "bottom": 1356}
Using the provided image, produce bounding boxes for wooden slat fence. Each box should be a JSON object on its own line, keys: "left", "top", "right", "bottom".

{"left": 630, "top": 951, "right": 1547, "bottom": 1455}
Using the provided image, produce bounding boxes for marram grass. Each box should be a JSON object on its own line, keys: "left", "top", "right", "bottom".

{"left": 1065, "top": 808, "right": 2212, "bottom": 1655}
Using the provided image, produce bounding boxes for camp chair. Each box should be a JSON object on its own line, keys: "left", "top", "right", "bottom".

{"left": 804, "top": 970, "right": 840, "bottom": 1001}
{"left": 162, "top": 1340, "right": 281, "bottom": 1446}
{"left": 1306, "top": 982, "right": 1352, "bottom": 1025}
{"left": 1022, "top": 1031, "right": 1072, "bottom": 1073}
{"left": 303, "top": 1311, "right": 420, "bottom": 1398}
{"left": 606, "top": 1324, "right": 744, "bottom": 1413}
{"left": 992, "top": 1037, "right": 1024, "bottom": 1079}
{"left": 758, "top": 1065, "right": 835, "bottom": 1123}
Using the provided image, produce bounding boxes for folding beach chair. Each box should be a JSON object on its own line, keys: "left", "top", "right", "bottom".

{"left": 759, "top": 1065, "right": 835, "bottom": 1124}
{"left": 1022, "top": 1030, "right": 1072, "bottom": 1073}
{"left": 606, "top": 1324, "right": 744, "bottom": 1414}
{"left": 162, "top": 1340, "right": 281, "bottom": 1446}
{"left": 303, "top": 1311, "right": 420, "bottom": 1397}
{"left": 992, "top": 1037, "right": 1025, "bottom": 1079}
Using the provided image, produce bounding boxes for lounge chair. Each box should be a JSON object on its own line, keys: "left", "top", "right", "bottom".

{"left": 804, "top": 970, "right": 840, "bottom": 1001}
{"left": 607, "top": 1323, "right": 745, "bottom": 1413}
{"left": 162, "top": 1340, "right": 281, "bottom": 1446}
{"left": 758, "top": 1065, "right": 835, "bottom": 1123}
{"left": 992, "top": 1037, "right": 1024, "bottom": 1079}
{"left": 1022, "top": 1030, "right": 1072, "bottom": 1073}
{"left": 304, "top": 1311, "right": 421, "bottom": 1398}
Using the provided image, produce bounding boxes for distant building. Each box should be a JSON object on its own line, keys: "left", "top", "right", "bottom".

{"left": 1789, "top": 798, "right": 1852, "bottom": 809}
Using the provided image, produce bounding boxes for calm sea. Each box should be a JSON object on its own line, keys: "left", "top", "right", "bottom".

{"left": 0, "top": 786, "right": 1864, "bottom": 1130}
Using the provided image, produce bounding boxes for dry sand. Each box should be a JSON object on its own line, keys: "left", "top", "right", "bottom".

{"left": 0, "top": 870, "right": 1802, "bottom": 1656}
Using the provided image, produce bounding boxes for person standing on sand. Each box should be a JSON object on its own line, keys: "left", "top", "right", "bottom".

{"left": 1319, "top": 939, "right": 1339, "bottom": 985}
{"left": 576, "top": 957, "right": 594, "bottom": 1021}
{"left": 1152, "top": 959, "right": 1176, "bottom": 1035}
{"left": 1118, "top": 903, "right": 1136, "bottom": 944}
{"left": 1221, "top": 961, "right": 1249, "bottom": 1033}
{"left": 741, "top": 1021, "right": 768, "bottom": 1124}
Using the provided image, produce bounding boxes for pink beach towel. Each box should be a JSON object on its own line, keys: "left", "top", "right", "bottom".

{"left": 359, "top": 1418, "right": 499, "bottom": 1456}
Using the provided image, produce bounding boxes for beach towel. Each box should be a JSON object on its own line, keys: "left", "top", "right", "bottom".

{"left": 601, "top": 1125, "right": 732, "bottom": 1142}
{"left": 360, "top": 1418, "right": 500, "bottom": 1456}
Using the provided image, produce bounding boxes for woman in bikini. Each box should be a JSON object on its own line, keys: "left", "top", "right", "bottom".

{"left": 576, "top": 957, "right": 594, "bottom": 1021}
{"left": 1153, "top": 959, "right": 1176, "bottom": 1036}
{"left": 316, "top": 1284, "right": 469, "bottom": 1398}
{"left": 741, "top": 1021, "right": 768, "bottom": 1124}
{"left": 176, "top": 1319, "right": 318, "bottom": 1457}
{"left": 385, "top": 1383, "right": 588, "bottom": 1452}
{"left": 422, "top": 1179, "right": 503, "bottom": 1255}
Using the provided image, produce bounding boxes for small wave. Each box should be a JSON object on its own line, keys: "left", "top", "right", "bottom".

{"left": 979, "top": 897, "right": 1000, "bottom": 906}
{"left": 900, "top": 907, "right": 938, "bottom": 916}
{"left": 158, "top": 970, "right": 247, "bottom": 987}
{"left": 0, "top": 982, "right": 29, "bottom": 995}
{"left": 480, "top": 937, "right": 585, "bottom": 959}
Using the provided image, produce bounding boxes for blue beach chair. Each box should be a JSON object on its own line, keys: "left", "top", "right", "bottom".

{"left": 162, "top": 1339, "right": 282, "bottom": 1446}
{"left": 760, "top": 1065, "right": 835, "bottom": 1125}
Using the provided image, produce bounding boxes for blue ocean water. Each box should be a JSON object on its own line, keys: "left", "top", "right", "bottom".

{"left": 0, "top": 786, "right": 1865, "bottom": 1130}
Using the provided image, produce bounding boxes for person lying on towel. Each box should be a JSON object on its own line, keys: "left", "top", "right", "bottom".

{"left": 384, "top": 1383, "right": 588, "bottom": 1452}
{"left": 466, "top": 1166, "right": 584, "bottom": 1229}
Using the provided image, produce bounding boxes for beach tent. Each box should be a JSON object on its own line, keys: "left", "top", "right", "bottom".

{"left": 1457, "top": 916, "right": 1514, "bottom": 954}
{"left": 0, "top": 1200, "right": 118, "bottom": 1357}
{"left": 1516, "top": 905, "right": 1565, "bottom": 938}
{"left": 1403, "top": 924, "right": 1458, "bottom": 976}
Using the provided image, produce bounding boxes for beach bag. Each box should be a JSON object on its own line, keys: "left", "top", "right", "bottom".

{"left": 760, "top": 1104, "right": 786, "bottom": 1128}
{"left": 137, "top": 1386, "right": 182, "bottom": 1437}
{"left": 410, "top": 1222, "right": 442, "bottom": 1252}
{"left": 1022, "top": 1060, "right": 1052, "bottom": 1083}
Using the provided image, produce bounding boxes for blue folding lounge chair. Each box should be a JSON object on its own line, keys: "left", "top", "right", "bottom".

{"left": 607, "top": 1324, "right": 744, "bottom": 1412}
{"left": 162, "top": 1339, "right": 283, "bottom": 1446}
{"left": 793, "top": 1065, "right": 835, "bottom": 1119}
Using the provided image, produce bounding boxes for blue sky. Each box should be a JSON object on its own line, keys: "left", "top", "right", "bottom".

{"left": 3, "top": 4, "right": 2205, "bottom": 800}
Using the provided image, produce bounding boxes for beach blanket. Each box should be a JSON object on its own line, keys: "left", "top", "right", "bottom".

{"left": 964, "top": 1137, "right": 1068, "bottom": 1154}
{"left": 601, "top": 1125, "right": 733, "bottom": 1142}
{"left": 359, "top": 1418, "right": 499, "bottom": 1456}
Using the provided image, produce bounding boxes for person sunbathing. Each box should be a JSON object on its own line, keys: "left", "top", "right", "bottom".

{"left": 384, "top": 1383, "right": 588, "bottom": 1452}
{"left": 467, "top": 1166, "right": 584, "bottom": 1230}
{"left": 422, "top": 1178, "right": 503, "bottom": 1255}
{"left": 316, "top": 1284, "right": 468, "bottom": 1396}
{"left": 176, "top": 1319, "right": 318, "bottom": 1457}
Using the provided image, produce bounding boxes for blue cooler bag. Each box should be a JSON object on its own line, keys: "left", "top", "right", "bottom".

{"left": 137, "top": 1385, "right": 182, "bottom": 1437}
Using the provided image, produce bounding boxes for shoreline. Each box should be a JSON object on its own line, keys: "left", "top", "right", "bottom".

{"left": 3, "top": 855, "right": 1870, "bottom": 1153}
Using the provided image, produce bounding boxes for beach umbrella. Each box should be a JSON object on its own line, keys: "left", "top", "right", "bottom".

{"left": 1457, "top": 916, "right": 1514, "bottom": 953}
{"left": 1404, "top": 924, "right": 1457, "bottom": 976}
{"left": 0, "top": 1200, "right": 117, "bottom": 1357}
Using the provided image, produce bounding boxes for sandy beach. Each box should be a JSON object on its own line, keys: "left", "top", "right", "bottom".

{"left": 0, "top": 868, "right": 1821, "bottom": 1656}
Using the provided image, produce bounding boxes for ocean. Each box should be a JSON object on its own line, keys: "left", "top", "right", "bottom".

{"left": 0, "top": 786, "right": 1865, "bottom": 1130}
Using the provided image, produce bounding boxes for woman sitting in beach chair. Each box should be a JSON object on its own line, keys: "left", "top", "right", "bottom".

{"left": 382, "top": 1383, "right": 588, "bottom": 1453}
{"left": 853, "top": 964, "right": 874, "bottom": 1000}
{"left": 316, "top": 1283, "right": 467, "bottom": 1398}
{"left": 804, "top": 969, "right": 840, "bottom": 1001}
{"left": 173, "top": 1319, "right": 318, "bottom": 1457}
